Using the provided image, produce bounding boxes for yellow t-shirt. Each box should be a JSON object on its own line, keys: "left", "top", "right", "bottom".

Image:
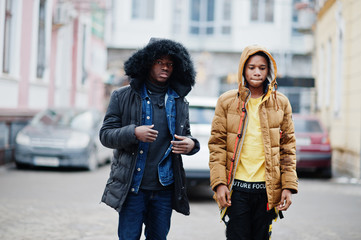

{"left": 235, "top": 96, "right": 266, "bottom": 182}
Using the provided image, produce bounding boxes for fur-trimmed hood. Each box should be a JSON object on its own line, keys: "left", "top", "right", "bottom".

{"left": 124, "top": 39, "right": 196, "bottom": 97}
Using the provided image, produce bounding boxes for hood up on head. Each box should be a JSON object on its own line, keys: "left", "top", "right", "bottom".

{"left": 124, "top": 38, "right": 196, "bottom": 97}
{"left": 237, "top": 45, "right": 278, "bottom": 99}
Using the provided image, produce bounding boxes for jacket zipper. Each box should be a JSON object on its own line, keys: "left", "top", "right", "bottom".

{"left": 124, "top": 93, "right": 142, "bottom": 196}
{"left": 220, "top": 94, "right": 250, "bottom": 221}
{"left": 229, "top": 92, "right": 251, "bottom": 190}
{"left": 232, "top": 93, "right": 269, "bottom": 188}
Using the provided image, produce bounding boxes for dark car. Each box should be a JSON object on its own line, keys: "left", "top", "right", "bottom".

{"left": 294, "top": 114, "right": 332, "bottom": 178}
{"left": 14, "top": 108, "right": 112, "bottom": 171}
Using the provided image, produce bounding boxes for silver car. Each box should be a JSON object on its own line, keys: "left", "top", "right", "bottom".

{"left": 14, "top": 108, "right": 112, "bottom": 171}
{"left": 183, "top": 97, "right": 217, "bottom": 187}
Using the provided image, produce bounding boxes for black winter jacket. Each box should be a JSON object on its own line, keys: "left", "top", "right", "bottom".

{"left": 99, "top": 39, "right": 199, "bottom": 215}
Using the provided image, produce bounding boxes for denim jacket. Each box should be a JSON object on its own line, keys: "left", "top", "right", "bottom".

{"left": 130, "top": 84, "right": 179, "bottom": 193}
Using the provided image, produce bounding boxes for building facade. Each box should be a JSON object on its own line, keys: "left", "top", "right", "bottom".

{"left": 107, "top": 0, "right": 316, "bottom": 112}
{"left": 313, "top": 0, "right": 361, "bottom": 178}
{"left": 0, "top": 0, "right": 109, "bottom": 165}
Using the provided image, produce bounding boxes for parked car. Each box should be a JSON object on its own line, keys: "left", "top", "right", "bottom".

{"left": 182, "top": 97, "right": 217, "bottom": 187}
{"left": 293, "top": 114, "right": 332, "bottom": 178}
{"left": 14, "top": 107, "right": 112, "bottom": 171}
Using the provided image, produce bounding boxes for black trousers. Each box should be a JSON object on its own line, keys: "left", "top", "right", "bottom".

{"left": 226, "top": 190, "right": 277, "bottom": 240}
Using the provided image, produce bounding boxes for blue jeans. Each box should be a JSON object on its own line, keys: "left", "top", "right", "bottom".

{"left": 118, "top": 189, "right": 173, "bottom": 240}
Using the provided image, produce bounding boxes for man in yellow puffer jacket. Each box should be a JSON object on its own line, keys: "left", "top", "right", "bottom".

{"left": 209, "top": 45, "right": 298, "bottom": 240}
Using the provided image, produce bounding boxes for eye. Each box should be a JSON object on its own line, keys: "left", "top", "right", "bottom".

{"left": 167, "top": 63, "right": 174, "bottom": 67}
{"left": 156, "top": 60, "right": 162, "bottom": 65}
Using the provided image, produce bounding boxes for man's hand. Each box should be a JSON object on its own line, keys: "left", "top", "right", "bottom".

{"left": 277, "top": 189, "right": 292, "bottom": 211}
{"left": 171, "top": 134, "right": 195, "bottom": 154}
{"left": 216, "top": 184, "right": 232, "bottom": 208}
{"left": 135, "top": 125, "right": 158, "bottom": 142}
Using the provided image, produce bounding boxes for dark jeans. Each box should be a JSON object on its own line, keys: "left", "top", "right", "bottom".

{"left": 226, "top": 190, "right": 276, "bottom": 240}
{"left": 118, "top": 189, "right": 173, "bottom": 240}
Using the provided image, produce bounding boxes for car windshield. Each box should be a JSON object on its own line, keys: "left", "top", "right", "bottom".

{"left": 31, "top": 109, "right": 94, "bottom": 131}
{"left": 189, "top": 106, "right": 215, "bottom": 124}
{"left": 294, "top": 118, "right": 323, "bottom": 133}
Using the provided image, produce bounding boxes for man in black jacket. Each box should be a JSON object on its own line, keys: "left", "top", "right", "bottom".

{"left": 99, "top": 38, "right": 199, "bottom": 240}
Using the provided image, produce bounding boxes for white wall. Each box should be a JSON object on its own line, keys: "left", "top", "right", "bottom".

{"left": 109, "top": 0, "right": 174, "bottom": 48}
{"left": 28, "top": 84, "right": 48, "bottom": 109}
{"left": 0, "top": 78, "right": 19, "bottom": 108}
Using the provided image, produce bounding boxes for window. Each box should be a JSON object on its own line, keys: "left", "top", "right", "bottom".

{"left": 316, "top": 46, "right": 324, "bottom": 110}
{"left": 2, "top": 0, "right": 13, "bottom": 73}
{"left": 36, "top": 0, "right": 47, "bottom": 79}
{"left": 172, "top": 1, "right": 183, "bottom": 34}
{"left": 221, "top": 0, "right": 231, "bottom": 34}
{"left": 132, "top": 0, "right": 155, "bottom": 20}
{"left": 81, "top": 25, "right": 88, "bottom": 85}
{"left": 1, "top": 0, "right": 21, "bottom": 77}
{"left": 190, "top": 0, "right": 215, "bottom": 35}
{"left": 250, "top": 0, "right": 274, "bottom": 23}
{"left": 189, "top": 0, "right": 231, "bottom": 36}
{"left": 325, "top": 39, "right": 332, "bottom": 107}
{"left": 189, "top": 105, "right": 215, "bottom": 124}
{"left": 294, "top": 119, "right": 323, "bottom": 133}
{"left": 334, "top": 4, "right": 344, "bottom": 117}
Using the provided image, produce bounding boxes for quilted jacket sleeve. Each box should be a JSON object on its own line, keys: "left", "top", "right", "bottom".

{"left": 208, "top": 95, "right": 229, "bottom": 191}
{"left": 99, "top": 90, "right": 138, "bottom": 151}
{"left": 279, "top": 98, "right": 298, "bottom": 193}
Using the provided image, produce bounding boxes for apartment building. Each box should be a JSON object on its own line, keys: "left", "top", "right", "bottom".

{"left": 313, "top": 0, "right": 361, "bottom": 178}
{"left": 107, "top": 0, "right": 315, "bottom": 113}
{"left": 0, "top": 0, "right": 109, "bottom": 165}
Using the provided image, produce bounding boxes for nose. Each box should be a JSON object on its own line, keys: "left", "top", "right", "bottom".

{"left": 254, "top": 68, "right": 261, "bottom": 75}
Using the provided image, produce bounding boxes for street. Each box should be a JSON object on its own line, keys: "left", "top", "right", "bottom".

{"left": 1, "top": 164, "right": 361, "bottom": 240}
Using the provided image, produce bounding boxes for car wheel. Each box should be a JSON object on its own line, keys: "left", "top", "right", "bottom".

{"left": 87, "top": 147, "right": 98, "bottom": 171}
{"left": 319, "top": 167, "right": 332, "bottom": 179}
{"left": 15, "top": 161, "right": 28, "bottom": 169}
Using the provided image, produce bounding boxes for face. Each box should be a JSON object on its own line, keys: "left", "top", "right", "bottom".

{"left": 149, "top": 55, "right": 174, "bottom": 85}
{"left": 244, "top": 55, "right": 269, "bottom": 91}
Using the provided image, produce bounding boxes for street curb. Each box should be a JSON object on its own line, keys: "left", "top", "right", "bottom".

{"left": 332, "top": 176, "right": 361, "bottom": 185}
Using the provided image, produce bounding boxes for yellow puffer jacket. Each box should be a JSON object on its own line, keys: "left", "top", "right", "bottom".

{"left": 208, "top": 45, "right": 298, "bottom": 211}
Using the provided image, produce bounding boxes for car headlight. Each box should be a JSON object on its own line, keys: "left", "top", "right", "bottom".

{"left": 66, "top": 132, "right": 90, "bottom": 149}
{"left": 16, "top": 132, "right": 31, "bottom": 146}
